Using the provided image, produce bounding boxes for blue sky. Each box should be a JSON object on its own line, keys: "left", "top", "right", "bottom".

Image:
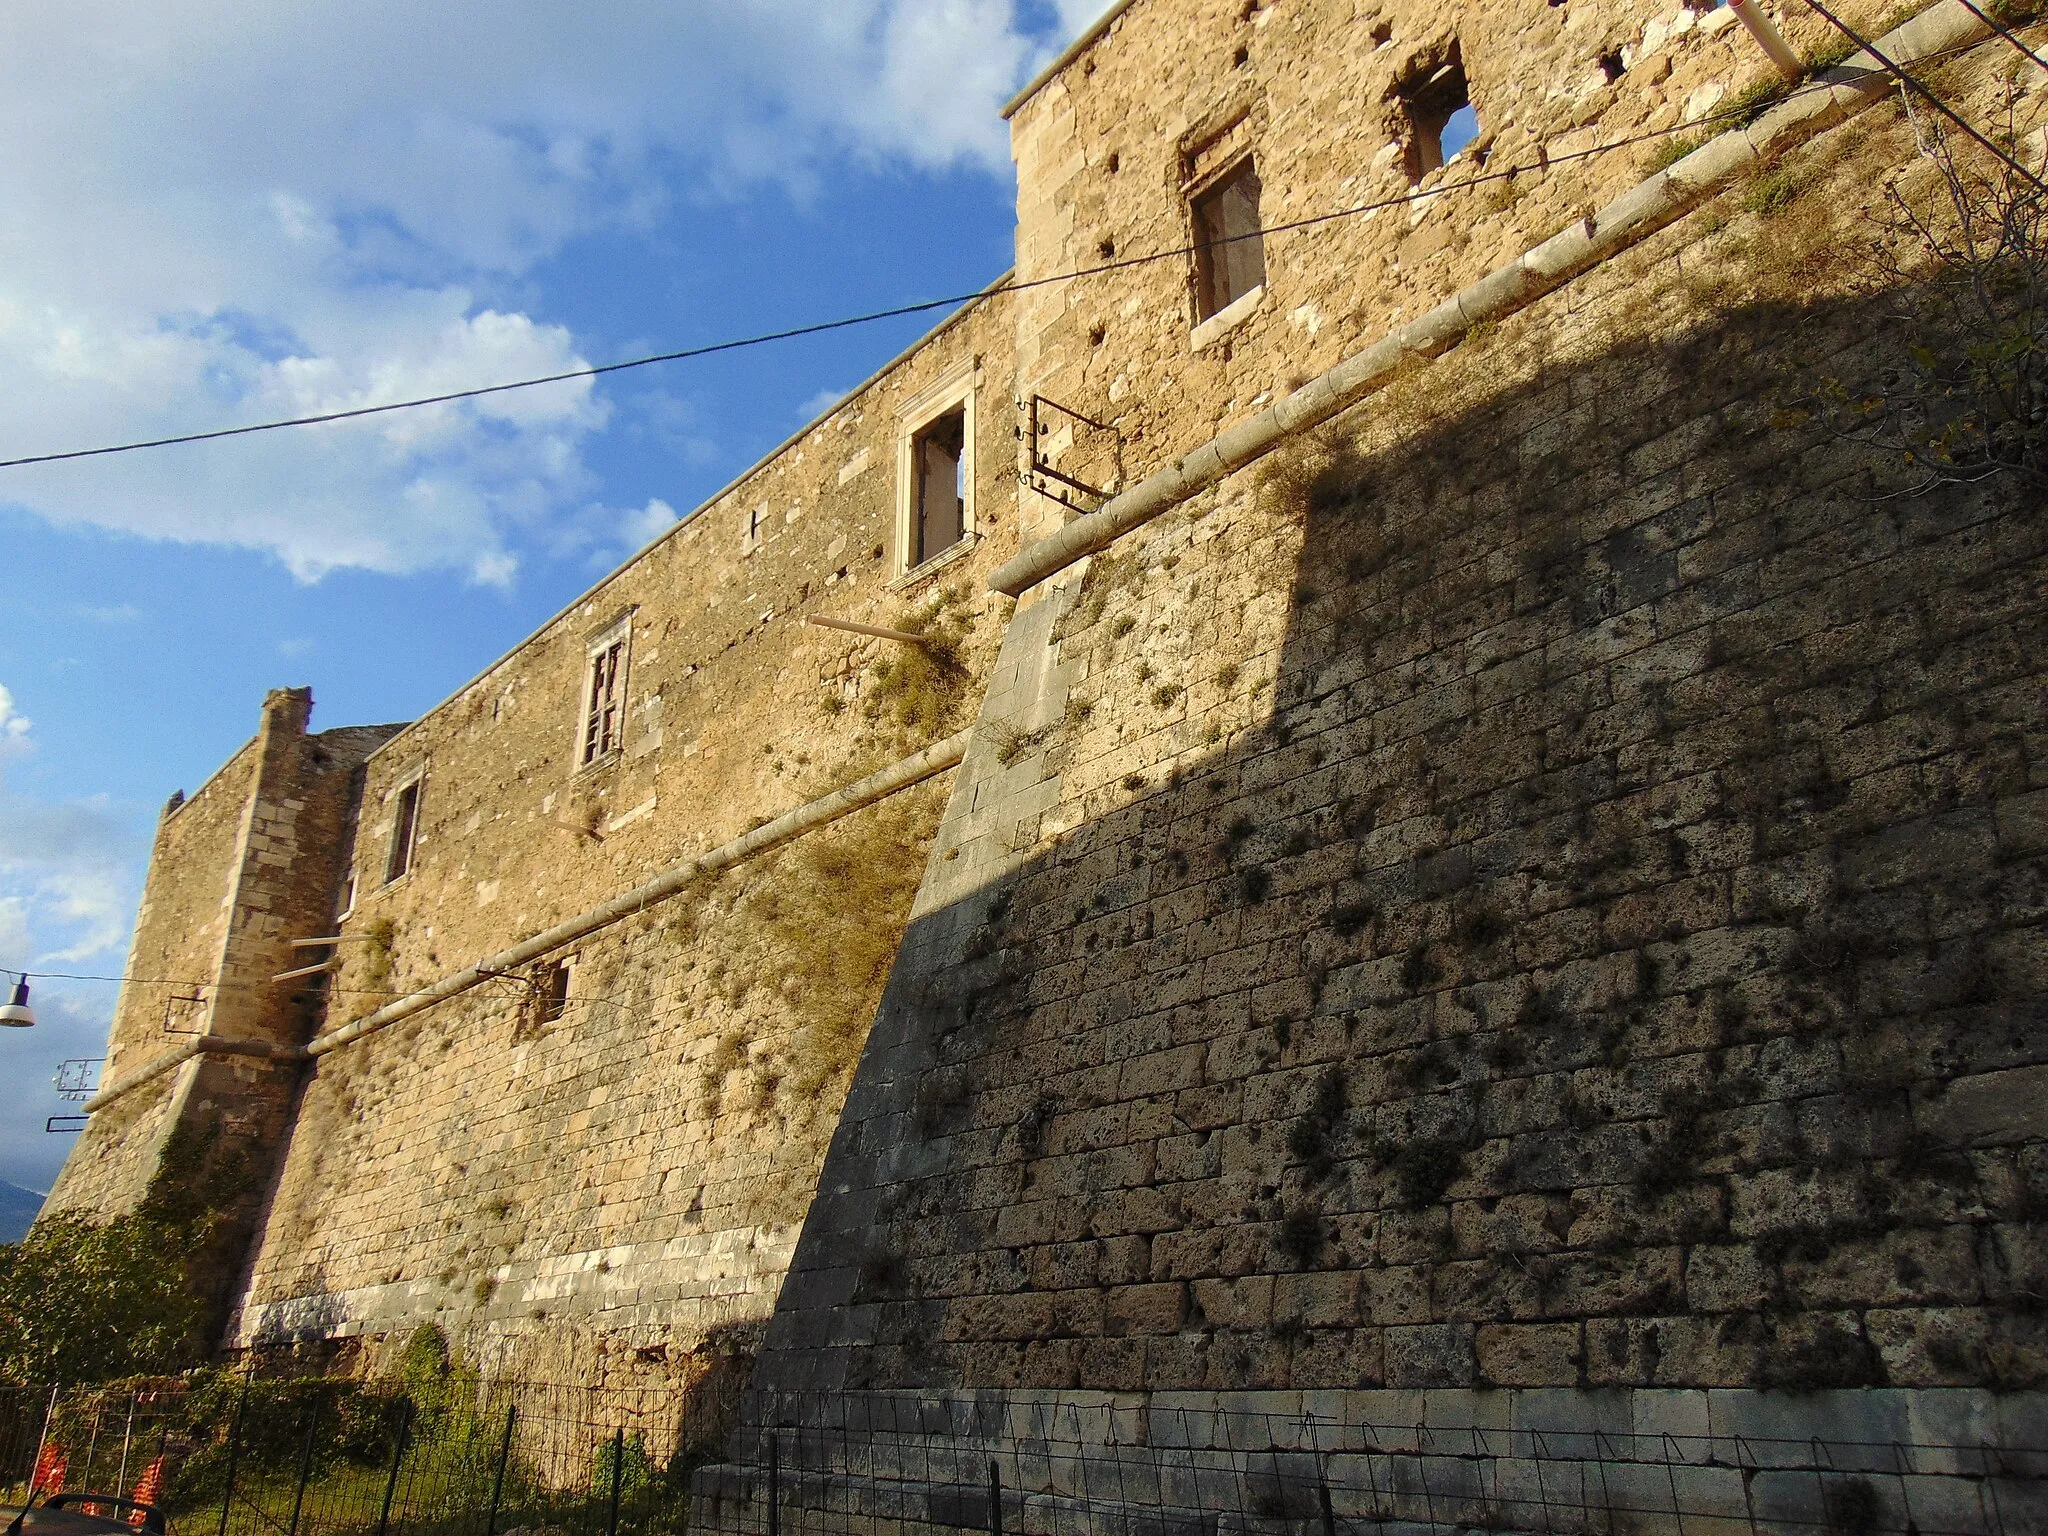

{"left": 0, "top": 0, "right": 1112, "bottom": 1195}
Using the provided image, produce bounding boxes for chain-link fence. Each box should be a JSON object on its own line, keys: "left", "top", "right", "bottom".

{"left": 689, "top": 1397, "right": 2048, "bottom": 1536}
{"left": 0, "top": 1382, "right": 702, "bottom": 1536}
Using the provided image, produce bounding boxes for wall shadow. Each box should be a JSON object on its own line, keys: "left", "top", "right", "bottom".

{"left": 750, "top": 268, "right": 2048, "bottom": 1408}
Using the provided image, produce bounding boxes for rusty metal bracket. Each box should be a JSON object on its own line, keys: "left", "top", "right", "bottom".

{"left": 1022, "top": 394, "right": 1122, "bottom": 514}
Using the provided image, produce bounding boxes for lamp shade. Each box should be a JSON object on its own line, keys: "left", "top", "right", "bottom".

{"left": 0, "top": 976, "right": 34, "bottom": 1027}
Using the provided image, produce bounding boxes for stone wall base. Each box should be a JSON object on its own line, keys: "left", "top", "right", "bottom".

{"left": 689, "top": 1387, "right": 2047, "bottom": 1534}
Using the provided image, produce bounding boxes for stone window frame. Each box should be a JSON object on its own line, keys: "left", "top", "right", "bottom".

{"left": 574, "top": 609, "right": 635, "bottom": 777}
{"left": 1177, "top": 100, "right": 1271, "bottom": 351}
{"left": 892, "top": 357, "right": 980, "bottom": 585}
{"left": 379, "top": 764, "right": 427, "bottom": 890}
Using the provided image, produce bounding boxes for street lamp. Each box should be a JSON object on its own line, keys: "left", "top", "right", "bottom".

{"left": 0, "top": 972, "right": 36, "bottom": 1027}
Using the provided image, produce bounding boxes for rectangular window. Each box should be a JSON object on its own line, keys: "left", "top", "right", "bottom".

{"left": 913, "top": 408, "right": 967, "bottom": 565}
{"left": 1191, "top": 159, "right": 1266, "bottom": 320}
{"left": 536, "top": 961, "right": 570, "bottom": 1025}
{"left": 582, "top": 638, "right": 626, "bottom": 765}
{"left": 384, "top": 779, "right": 420, "bottom": 885}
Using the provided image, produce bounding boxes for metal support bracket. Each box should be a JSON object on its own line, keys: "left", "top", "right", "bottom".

{"left": 1022, "top": 394, "right": 1123, "bottom": 515}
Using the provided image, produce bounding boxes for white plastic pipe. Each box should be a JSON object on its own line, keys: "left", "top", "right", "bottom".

{"left": 1730, "top": 0, "right": 1808, "bottom": 80}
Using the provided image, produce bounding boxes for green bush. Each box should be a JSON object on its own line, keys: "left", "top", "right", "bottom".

{"left": 0, "top": 1213, "right": 204, "bottom": 1383}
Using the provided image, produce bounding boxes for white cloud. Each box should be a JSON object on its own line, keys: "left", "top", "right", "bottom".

{"left": 621, "top": 499, "right": 681, "bottom": 550}
{"left": 553, "top": 497, "right": 684, "bottom": 572}
{"left": 0, "top": 2, "right": 1084, "bottom": 583}
{"left": 0, "top": 791, "right": 138, "bottom": 965}
{"left": 797, "top": 386, "right": 854, "bottom": 422}
{"left": 0, "top": 686, "right": 31, "bottom": 750}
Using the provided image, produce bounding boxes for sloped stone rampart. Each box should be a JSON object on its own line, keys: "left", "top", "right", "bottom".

{"left": 753, "top": 55, "right": 2048, "bottom": 1416}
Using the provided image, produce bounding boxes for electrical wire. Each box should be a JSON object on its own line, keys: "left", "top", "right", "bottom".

{"left": 0, "top": 71, "right": 1888, "bottom": 475}
{"left": 1798, "top": 0, "right": 2048, "bottom": 190}
{"left": 1943, "top": 0, "right": 2048, "bottom": 74}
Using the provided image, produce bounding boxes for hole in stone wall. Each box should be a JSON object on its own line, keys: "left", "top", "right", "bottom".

{"left": 1371, "top": 18, "right": 1393, "bottom": 44}
{"left": 1098, "top": 236, "right": 1116, "bottom": 258}
{"left": 1396, "top": 43, "right": 1476, "bottom": 181}
{"left": 1232, "top": 44, "right": 1249, "bottom": 67}
{"left": 1598, "top": 49, "right": 1625, "bottom": 81}
{"left": 1107, "top": 151, "right": 1121, "bottom": 173}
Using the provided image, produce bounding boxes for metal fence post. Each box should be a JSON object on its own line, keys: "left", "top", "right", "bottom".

{"left": 114, "top": 1393, "right": 137, "bottom": 1498}
{"left": 286, "top": 1397, "right": 321, "bottom": 1536}
{"left": 30, "top": 1385, "right": 59, "bottom": 1501}
{"left": 375, "top": 1399, "right": 413, "bottom": 1536}
{"left": 215, "top": 1389, "right": 249, "bottom": 1536}
{"left": 606, "top": 1428, "right": 623, "bottom": 1536}
{"left": 766, "top": 1432, "right": 778, "bottom": 1536}
{"left": 483, "top": 1405, "right": 517, "bottom": 1536}
{"left": 988, "top": 1459, "right": 1002, "bottom": 1536}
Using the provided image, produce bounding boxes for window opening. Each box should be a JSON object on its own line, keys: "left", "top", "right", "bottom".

{"left": 1399, "top": 47, "right": 1476, "bottom": 180}
{"left": 913, "top": 407, "right": 967, "bottom": 564}
{"left": 747, "top": 506, "right": 764, "bottom": 548}
{"left": 1191, "top": 159, "right": 1266, "bottom": 320}
{"left": 536, "top": 962, "right": 570, "bottom": 1025}
{"left": 583, "top": 638, "right": 626, "bottom": 764}
{"left": 384, "top": 780, "right": 420, "bottom": 884}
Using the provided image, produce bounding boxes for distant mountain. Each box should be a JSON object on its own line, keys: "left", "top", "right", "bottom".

{"left": 0, "top": 1181, "right": 46, "bottom": 1243}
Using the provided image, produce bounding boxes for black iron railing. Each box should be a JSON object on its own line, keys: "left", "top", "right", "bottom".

{"left": 0, "top": 1383, "right": 702, "bottom": 1536}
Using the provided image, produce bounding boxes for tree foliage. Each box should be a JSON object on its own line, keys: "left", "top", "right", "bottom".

{"left": 0, "top": 1212, "right": 204, "bottom": 1383}
{"left": 0, "top": 1117, "right": 259, "bottom": 1384}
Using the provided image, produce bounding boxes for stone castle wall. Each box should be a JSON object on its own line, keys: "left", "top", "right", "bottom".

{"left": 223, "top": 292, "right": 1025, "bottom": 1390}
{"left": 45, "top": 0, "right": 2045, "bottom": 1445}
{"left": 753, "top": 25, "right": 2048, "bottom": 1415}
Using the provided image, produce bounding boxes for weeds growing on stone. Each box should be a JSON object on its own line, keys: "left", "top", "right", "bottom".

{"left": 1276, "top": 1208, "right": 1327, "bottom": 1267}
{"left": 865, "top": 593, "right": 972, "bottom": 736}
{"left": 1330, "top": 899, "right": 1376, "bottom": 938}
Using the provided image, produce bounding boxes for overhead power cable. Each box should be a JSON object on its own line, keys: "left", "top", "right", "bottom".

{"left": 0, "top": 74, "right": 1888, "bottom": 474}
{"left": 1798, "top": 0, "right": 2048, "bottom": 190}
{"left": 1941, "top": 0, "right": 2048, "bottom": 74}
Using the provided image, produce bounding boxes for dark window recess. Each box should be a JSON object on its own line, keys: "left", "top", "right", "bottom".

{"left": 384, "top": 781, "right": 420, "bottom": 884}
{"left": 1400, "top": 48, "right": 1476, "bottom": 180}
{"left": 583, "top": 639, "right": 625, "bottom": 764}
{"left": 914, "top": 408, "right": 967, "bottom": 565}
{"left": 1191, "top": 159, "right": 1266, "bottom": 320}
{"left": 536, "top": 962, "right": 570, "bottom": 1025}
